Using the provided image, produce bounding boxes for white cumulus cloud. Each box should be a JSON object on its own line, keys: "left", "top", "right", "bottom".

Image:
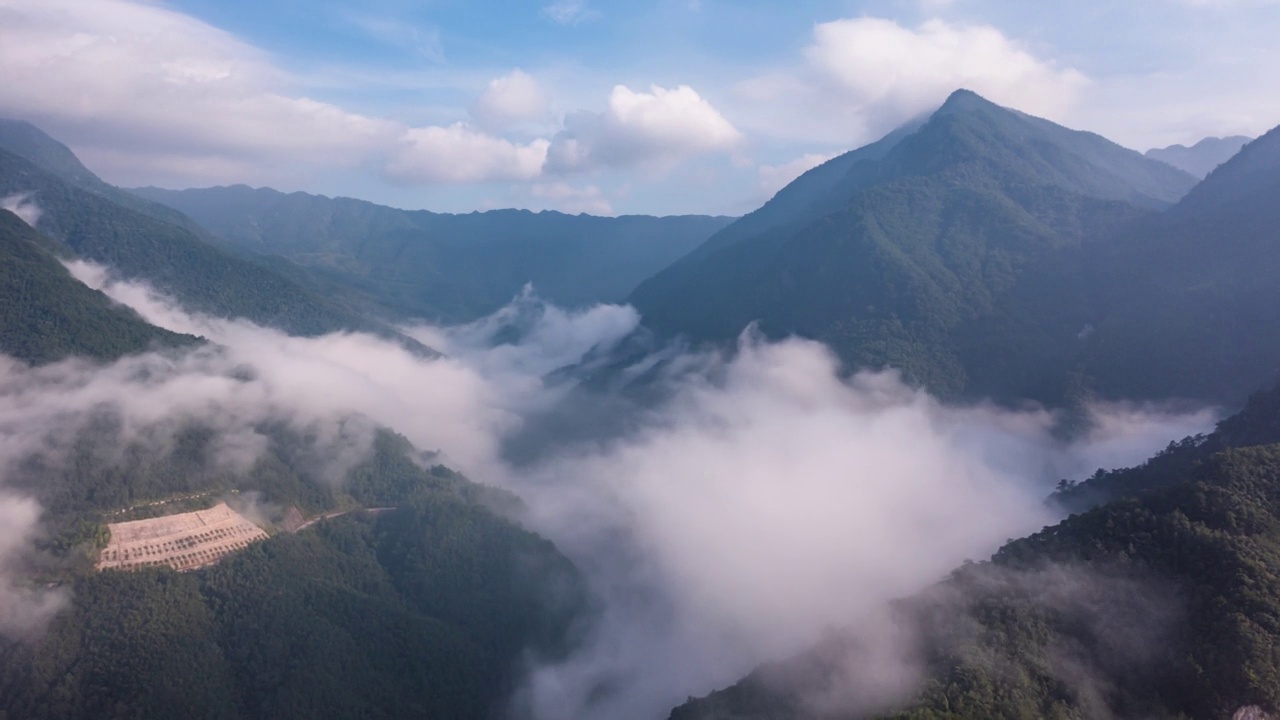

{"left": 734, "top": 17, "right": 1088, "bottom": 147}
{"left": 806, "top": 18, "right": 1088, "bottom": 121}
{"left": 0, "top": 0, "right": 399, "bottom": 186}
{"left": 547, "top": 84, "right": 743, "bottom": 173}
{"left": 0, "top": 0, "right": 555, "bottom": 190}
{"left": 385, "top": 124, "right": 550, "bottom": 184}
{"left": 472, "top": 69, "right": 551, "bottom": 130}
{"left": 757, "top": 153, "right": 835, "bottom": 199}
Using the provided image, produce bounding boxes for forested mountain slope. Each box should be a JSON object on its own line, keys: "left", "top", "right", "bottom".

{"left": 669, "top": 383, "right": 1280, "bottom": 720}
{"left": 0, "top": 420, "right": 587, "bottom": 720}
{"left": 0, "top": 209, "right": 197, "bottom": 363}
{"left": 0, "top": 118, "right": 224, "bottom": 237}
{"left": 631, "top": 90, "right": 1199, "bottom": 403}
{"left": 1082, "top": 127, "right": 1280, "bottom": 404}
{"left": 0, "top": 493, "right": 584, "bottom": 720}
{"left": 132, "top": 184, "right": 733, "bottom": 322}
{"left": 0, "top": 146, "right": 415, "bottom": 341}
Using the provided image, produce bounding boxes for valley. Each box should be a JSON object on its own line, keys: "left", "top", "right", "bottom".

{"left": 1, "top": 4, "right": 1279, "bottom": 718}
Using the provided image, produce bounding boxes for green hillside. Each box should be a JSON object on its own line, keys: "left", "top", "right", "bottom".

{"left": 0, "top": 504, "right": 583, "bottom": 720}
{"left": 632, "top": 91, "right": 1197, "bottom": 403}
{"left": 1081, "top": 127, "right": 1280, "bottom": 404}
{"left": 0, "top": 147, "right": 414, "bottom": 341}
{"left": 0, "top": 209, "right": 198, "bottom": 363}
{"left": 0, "top": 417, "right": 587, "bottom": 720}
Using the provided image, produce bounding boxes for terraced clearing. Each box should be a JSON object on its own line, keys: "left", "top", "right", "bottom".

{"left": 97, "top": 502, "right": 268, "bottom": 572}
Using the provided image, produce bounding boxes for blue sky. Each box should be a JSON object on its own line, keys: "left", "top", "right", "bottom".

{"left": 1, "top": 0, "right": 1277, "bottom": 216}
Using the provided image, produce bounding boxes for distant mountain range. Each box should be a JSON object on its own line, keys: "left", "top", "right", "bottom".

{"left": 130, "top": 185, "right": 732, "bottom": 323}
{"left": 1146, "top": 135, "right": 1253, "bottom": 178}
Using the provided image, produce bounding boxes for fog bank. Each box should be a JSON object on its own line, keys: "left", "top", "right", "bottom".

{"left": 0, "top": 261, "right": 1216, "bottom": 718}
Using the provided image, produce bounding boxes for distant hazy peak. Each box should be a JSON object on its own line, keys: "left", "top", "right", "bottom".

{"left": 1145, "top": 135, "right": 1252, "bottom": 178}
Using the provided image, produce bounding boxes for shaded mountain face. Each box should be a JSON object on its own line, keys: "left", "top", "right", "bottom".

{"left": 131, "top": 184, "right": 734, "bottom": 323}
{"left": 630, "top": 90, "right": 1199, "bottom": 403}
{"left": 0, "top": 209, "right": 198, "bottom": 364}
{"left": 668, "top": 382, "right": 1280, "bottom": 720}
{"left": 0, "top": 145, "right": 417, "bottom": 342}
{"left": 1083, "top": 127, "right": 1280, "bottom": 405}
{"left": 1146, "top": 135, "right": 1252, "bottom": 178}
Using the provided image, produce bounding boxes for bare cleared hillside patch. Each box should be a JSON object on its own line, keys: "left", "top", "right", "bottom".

{"left": 96, "top": 502, "right": 268, "bottom": 572}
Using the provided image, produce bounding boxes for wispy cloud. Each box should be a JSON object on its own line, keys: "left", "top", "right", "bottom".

{"left": 0, "top": 193, "right": 42, "bottom": 227}
{"left": 346, "top": 13, "right": 446, "bottom": 64}
{"left": 756, "top": 153, "right": 833, "bottom": 200}
{"left": 541, "top": 0, "right": 600, "bottom": 25}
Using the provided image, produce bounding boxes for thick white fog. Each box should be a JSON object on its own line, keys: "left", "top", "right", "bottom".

{"left": 0, "top": 261, "right": 1217, "bottom": 718}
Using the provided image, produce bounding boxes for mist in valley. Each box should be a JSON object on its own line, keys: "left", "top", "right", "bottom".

{"left": 0, "top": 260, "right": 1218, "bottom": 718}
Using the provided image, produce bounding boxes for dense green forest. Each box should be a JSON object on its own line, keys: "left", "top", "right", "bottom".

{"left": 0, "top": 504, "right": 584, "bottom": 720}
{"left": 131, "top": 184, "right": 733, "bottom": 322}
{"left": 0, "top": 209, "right": 198, "bottom": 363}
{"left": 669, "top": 384, "right": 1280, "bottom": 720}
{"left": 16, "top": 417, "right": 498, "bottom": 552}
{"left": 0, "top": 421, "right": 587, "bottom": 719}
{"left": 1080, "top": 123, "right": 1280, "bottom": 404}
{"left": 630, "top": 90, "right": 1280, "bottom": 408}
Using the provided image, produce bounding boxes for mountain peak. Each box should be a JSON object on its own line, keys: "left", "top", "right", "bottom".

{"left": 0, "top": 117, "right": 103, "bottom": 189}
{"left": 934, "top": 88, "right": 1000, "bottom": 115}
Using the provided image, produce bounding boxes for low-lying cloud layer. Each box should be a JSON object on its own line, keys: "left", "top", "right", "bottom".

{"left": 507, "top": 334, "right": 1214, "bottom": 719}
{"left": 0, "top": 262, "right": 1217, "bottom": 718}
{"left": 0, "top": 193, "right": 41, "bottom": 227}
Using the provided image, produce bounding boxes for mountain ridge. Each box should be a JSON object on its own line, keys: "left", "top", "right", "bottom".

{"left": 629, "top": 89, "right": 1199, "bottom": 403}
{"left": 130, "top": 183, "right": 735, "bottom": 322}
{"left": 0, "top": 143, "right": 433, "bottom": 349}
{"left": 1146, "top": 135, "right": 1253, "bottom": 178}
{"left": 0, "top": 208, "right": 199, "bottom": 364}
